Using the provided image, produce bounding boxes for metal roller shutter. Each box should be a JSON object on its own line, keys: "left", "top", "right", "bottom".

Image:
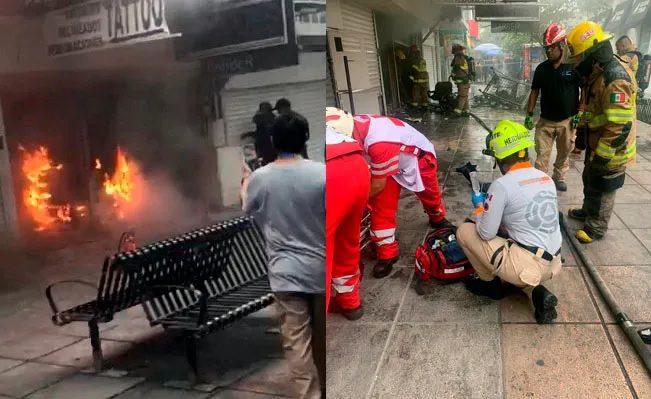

{"left": 326, "top": 50, "right": 337, "bottom": 107}
{"left": 222, "top": 80, "right": 325, "bottom": 162}
{"left": 422, "top": 44, "right": 435, "bottom": 90}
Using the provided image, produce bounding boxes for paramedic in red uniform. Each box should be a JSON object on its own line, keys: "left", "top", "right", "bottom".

{"left": 325, "top": 125, "right": 370, "bottom": 320}
{"left": 326, "top": 107, "right": 451, "bottom": 279}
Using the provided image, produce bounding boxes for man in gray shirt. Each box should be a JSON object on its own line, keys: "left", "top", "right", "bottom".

{"left": 243, "top": 113, "right": 325, "bottom": 399}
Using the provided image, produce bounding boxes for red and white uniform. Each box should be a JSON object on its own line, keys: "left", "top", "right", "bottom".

{"left": 354, "top": 115, "right": 445, "bottom": 261}
{"left": 326, "top": 126, "right": 370, "bottom": 311}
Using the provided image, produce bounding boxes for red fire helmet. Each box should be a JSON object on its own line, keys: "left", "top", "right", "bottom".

{"left": 543, "top": 23, "right": 567, "bottom": 47}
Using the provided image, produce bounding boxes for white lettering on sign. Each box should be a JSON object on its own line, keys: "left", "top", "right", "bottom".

{"left": 44, "top": 0, "right": 171, "bottom": 57}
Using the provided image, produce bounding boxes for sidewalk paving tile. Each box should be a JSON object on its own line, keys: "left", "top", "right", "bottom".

{"left": 370, "top": 323, "right": 502, "bottom": 399}
{"left": 606, "top": 324, "right": 651, "bottom": 399}
{"left": 326, "top": 323, "right": 389, "bottom": 399}
{"left": 26, "top": 373, "right": 144, "bottom": 399}
{"left": 614, "top": 184, "right": 651, "bottom": 203}
{"left": 0, "top": 359, "right": 22, "bottom": 374}
{"left": 614, "top": 203, "right": 651, "bottom": 229}
{"left": 229, "top": 359, "right": 294, "bottom": 398}
{"left": 630, "top": 228, "right": 651, "bottom": 253}
{"left": 581, "top": 229, "right": 651, "bottom": 266}
{"left": 501, "top": 268, "right": 600, "bottom": 323}
{"left": 0, "top": 362, "right": 76, "bottom": 398}
{"left": 37, "top": 338, "right": 134, "bottom": 368}
{"left": 592, "top": 267, "right": 651, "bottom": 323}
{"left": 114, "top": 382, "right": 211, "bottom": 399}
{"left": 626, "top": 170, "right": 651, "bottom": 185}
{"left": 399, "top": 278, "right": 499, "bottom": 323}
{"left": 502, "top": 324, "right": 632, "bottom": 399}
{"left": 580, "top": 268, "right": 616, "bottom": 324}
{"left": 0, "top": 334, "right": 81, "bottom": 361}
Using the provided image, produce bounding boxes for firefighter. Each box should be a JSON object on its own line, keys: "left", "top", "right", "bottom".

{"left": 326, "top": 107, "right": 450, "bottom": 279}
{"left": 451, "top": 43, "right": 472, "bottom": 117}
{"left": 325, "top": 123, "right": 370, "bottom": 320}
{"left": 615, "top": 36, "right": 640, "bottom": 76}
{"left": 566, "top": 21, "right": 637, "bottom": 243}
{"left": 524, "top": 23, "right": 582, "bottom": 192}
{"left": 408, "top": 45, "right": 430, "bottom": 108}
{"left": 456, "top": 120, "right": 562, "bottom": 324}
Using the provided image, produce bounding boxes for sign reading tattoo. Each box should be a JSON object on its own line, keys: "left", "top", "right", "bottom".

{"left": 44, "top": 0, "right": 172, "bottom": 57}
{"left": 525, "top": 191, "right": 558, "bottom": 233}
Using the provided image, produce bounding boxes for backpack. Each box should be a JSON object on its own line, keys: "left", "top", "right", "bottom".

{"left": 466, "top": 56, "right": 476, "bottom": 81}
{"left": 414, "top": 226, "right": 475, "bottom": 290}
{"left": 627, "top": 51, "right": 650, "bottom": 92}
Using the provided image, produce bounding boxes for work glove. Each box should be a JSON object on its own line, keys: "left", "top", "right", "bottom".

{"left": 524, "top": 113, "right": 535, "bottom": 130}
{"left": 471, "top": 191, "right": 486, "bottom": 208}
{"left": 570, "top": 111, "right": 584, "bottom": 129}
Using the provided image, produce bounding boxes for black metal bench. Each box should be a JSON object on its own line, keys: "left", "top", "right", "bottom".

{"left": 46, "top": 216, "right": 273, "bottom": 383}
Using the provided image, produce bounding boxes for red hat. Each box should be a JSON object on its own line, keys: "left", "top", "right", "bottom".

{"left": 544, "top": 23, "right": 567, "bottom": 46}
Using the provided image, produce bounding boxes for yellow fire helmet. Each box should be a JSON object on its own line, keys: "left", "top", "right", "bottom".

{"left": 326, "top": 107, "right": 355, "bottom": 137}
{"left": 566, "top": 21, "right": 613, "bottom": 59}
{"left": 396, "top": 49, "right": 406, "bottom": 60}
{"left": 486, "top": 120, "right": 535, "bottom": 159}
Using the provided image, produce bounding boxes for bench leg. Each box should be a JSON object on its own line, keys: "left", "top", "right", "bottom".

{"left": 88, "top": 320, "right": 105, "bottom": 371}
{"left": 185, "top": 336, "right": 199, "bottom": 385}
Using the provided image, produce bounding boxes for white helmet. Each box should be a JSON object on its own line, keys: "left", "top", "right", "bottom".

{"left": 326, "top": 107, "right": 354, "bottom": 137}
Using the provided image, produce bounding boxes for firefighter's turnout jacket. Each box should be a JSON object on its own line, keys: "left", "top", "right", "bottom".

{"left": 409, "top": 56, "right": 429, "bottom": 86}
{"left": 583, "top": 57, "right": 637, "bottom": 174}
{"left": 452, "top": 54, "right": 471, "bottom": 84}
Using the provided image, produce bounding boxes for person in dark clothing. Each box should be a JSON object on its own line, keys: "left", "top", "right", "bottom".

{"left": 274, "top": 98, "right": 310, "bottom": 159}
{"left": 252, "top": 102, "right": 277, "bottom": 165}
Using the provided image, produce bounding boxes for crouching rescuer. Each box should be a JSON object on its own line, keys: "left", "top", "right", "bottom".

{"left": 456, "top": 120, "right": 562, "bottom": 324}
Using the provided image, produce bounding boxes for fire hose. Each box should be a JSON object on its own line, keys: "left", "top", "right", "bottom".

{"left": 467, "top": 112, "right": 651, "bottom": 376}
{"left": 560, "top": 213, "right": 651, "bottom": 377}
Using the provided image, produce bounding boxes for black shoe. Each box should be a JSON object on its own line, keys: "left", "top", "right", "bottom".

{"left": 553, "top": 180, "right": 567, "bottom": 192}
{"left": 373, "top": 258, "right": 398, "bottom": 279}
{"left": 342, "top": 306, "right": 364, "bottom": 321}
{"left": 567, "top": 208, "right": 587, "bottom": 221}
{"left": 532, "top": 285, "right": 558, "bottom": 324}
{"left": 464, "top": 275, "right": 505, "bottom": 300}
{"left": 429, "top": 218, "right": 453, "bottom": 229}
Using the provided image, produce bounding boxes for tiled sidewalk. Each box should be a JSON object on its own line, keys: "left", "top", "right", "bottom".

{"left": 327, "top": 109, "right": 651, "bottom": 399}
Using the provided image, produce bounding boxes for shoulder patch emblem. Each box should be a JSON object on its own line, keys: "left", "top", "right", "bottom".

{"left": 610, "top": 93, "right": 627, "bottom": 104}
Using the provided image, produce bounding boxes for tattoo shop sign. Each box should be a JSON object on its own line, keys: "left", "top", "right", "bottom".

{"left": 43, "top": 0, "right": 172, "bottom": 57}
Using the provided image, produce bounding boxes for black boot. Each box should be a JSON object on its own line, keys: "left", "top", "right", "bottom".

{"left": 373, "top": 257, "right": 398, "bottom": 279}
{"left": 532, "top": 285, "right": 558, "bottom": 324}
{"left": 464, "top": 275, "right": 505, "bottom": 300}
{"left": 342, "top": 305, "right": 364, "bottom": 321}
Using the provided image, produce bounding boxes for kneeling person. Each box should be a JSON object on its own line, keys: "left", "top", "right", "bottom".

{"left": 456, "top": 120, "right": 562, "bottom": 324}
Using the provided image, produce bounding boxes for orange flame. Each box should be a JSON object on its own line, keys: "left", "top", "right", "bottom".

{"left": 20, "top": 146, "right": 71, "bottom": 231}
{"left": 95, "top": 158, "right": 102, "bottom": 169}
{"left": 103, "top": 147, "right": 138, "bottom": 219}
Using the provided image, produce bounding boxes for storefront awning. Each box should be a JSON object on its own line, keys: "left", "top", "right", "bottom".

{"left": 624, "top": 0, "right": 651, "bottom": 31}
{"left": 605, "top": 0, "right": 633, "bottom": 35}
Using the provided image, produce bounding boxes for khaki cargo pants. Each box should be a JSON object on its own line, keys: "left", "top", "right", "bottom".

{"left": 456, "top": 223, "right": 562, "bottom": 296}
{"left": 275, "top": 292, "right": 326, "bottom": 399}
{"left": 534, "top": 117, "right": 575, "bottom": 182}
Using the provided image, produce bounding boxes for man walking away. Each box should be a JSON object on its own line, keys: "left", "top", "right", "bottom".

{"left": 274, "top": 98, "right": 310, "bottom": 159}
{"left": 252, "top": 101, "right": 277, "bottom": 165}
{"left": 451, "top": 43, "right": 472, "bottom": 117}
{"left": 524, "top": 23, "right": 582, "bottom": 192}
{"left": 242, "top": 114, "right": 325, "bottom": 398}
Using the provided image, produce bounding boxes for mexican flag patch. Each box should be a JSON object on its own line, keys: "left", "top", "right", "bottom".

{"left": 610, "top": 92, "right": 627, "bottom": 104}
